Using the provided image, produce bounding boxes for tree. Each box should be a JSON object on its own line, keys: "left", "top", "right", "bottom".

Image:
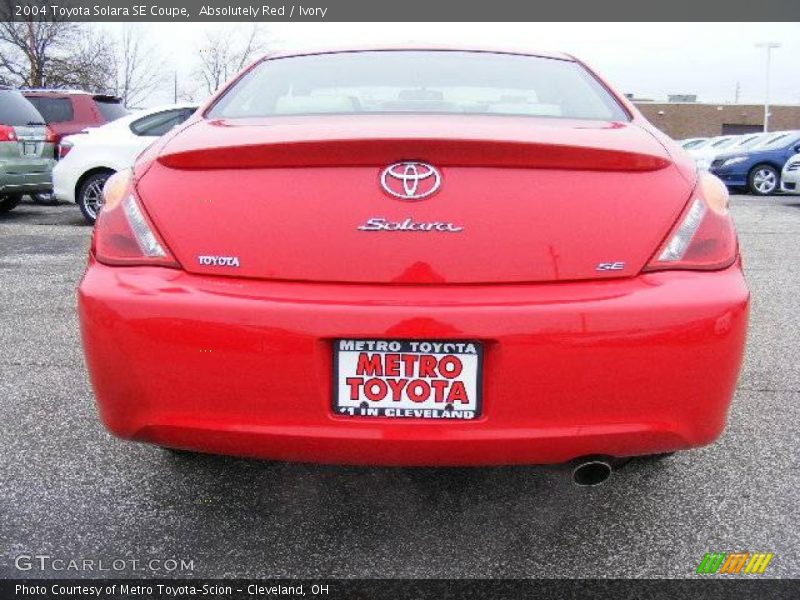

{"left": 47, "top": 27, "right": 117, "bottom": 92}
{"left": 195, "top": 25, "right": 264, "bottom": 96}
{"left": 114, "top": 26, "right": 163, "bottom": 107}
{"left": 0, "top": 0, "right": 116, "bottom": 93}
{"left": 0, "top": 0, "right": 76, "bottom": 87}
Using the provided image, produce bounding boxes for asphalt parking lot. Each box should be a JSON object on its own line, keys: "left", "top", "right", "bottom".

{"left": 1, "top": 194, "right": 798, "bottom": 579}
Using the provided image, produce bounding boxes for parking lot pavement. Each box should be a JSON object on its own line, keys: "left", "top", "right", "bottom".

{"left": 1, "top": 195, "right": 798, "bottom": 579}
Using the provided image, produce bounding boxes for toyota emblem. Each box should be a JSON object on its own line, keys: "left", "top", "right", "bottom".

{"left": 380, "top": 162, "right": 441, "bottom": 200}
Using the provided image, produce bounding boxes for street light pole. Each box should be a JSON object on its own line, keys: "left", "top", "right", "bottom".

{"left": 755, "top": 42, "right": 781, "bottom": 132}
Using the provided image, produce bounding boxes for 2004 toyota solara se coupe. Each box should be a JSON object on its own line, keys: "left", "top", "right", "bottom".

{"left": 78, "top": 48, "right": 749, "bottom": 479}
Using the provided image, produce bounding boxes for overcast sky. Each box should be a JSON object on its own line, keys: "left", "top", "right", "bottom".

{"left": 112, "top": 22, "right": 800, "bottom": 107}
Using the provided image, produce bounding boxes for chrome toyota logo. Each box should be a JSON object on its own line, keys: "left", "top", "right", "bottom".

{"left": 380, "top": 162, "right": 441, "bottom": 200}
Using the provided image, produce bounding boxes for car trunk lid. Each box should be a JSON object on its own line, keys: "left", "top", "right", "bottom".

{"left": 136, "top": 115, "right": 692, "bottom": 284}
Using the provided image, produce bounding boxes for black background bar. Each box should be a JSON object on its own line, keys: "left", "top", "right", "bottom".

{"left": 2, "top": 0, "right": 799, "bottom": 22}
{"left": 3, "top": 579, "right": 799, "bottom": 600}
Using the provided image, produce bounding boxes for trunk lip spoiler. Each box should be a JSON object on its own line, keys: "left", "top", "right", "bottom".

{"left": 157, "top": 137, "right": 672, "bottom": 172}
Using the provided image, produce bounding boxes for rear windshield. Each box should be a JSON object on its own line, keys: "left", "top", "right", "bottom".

{"left": 26, "top": 96, "right": 74, "bottom": 123}
{"left": 95, "top": 98, "right": 128, "bottom": 121}
{"left": 207, "top": 51, "right": 630, "bottom": 122}
{"left": 0, "top": 91, "right": 46, "bottom": 126}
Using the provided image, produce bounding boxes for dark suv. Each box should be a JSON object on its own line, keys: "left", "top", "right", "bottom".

{"left": 22, "top": 90, "right": 127, "bottom": 152}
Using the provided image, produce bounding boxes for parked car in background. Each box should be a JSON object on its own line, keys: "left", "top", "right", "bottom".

{"left": 692, "top": 133, "right": 771, "bottom": 171}
{"left": 21, "top": 90, "right": 127, "bottom": 204}
{"left": 53, "top": 104, "right": 197, "bottom": 223}
{"left": 709, "top": 131, "right": 800, "bottom": 195}
{"left": 686, "top": 134, "right": 735, "bottom": 157}
{"left": 781, "top": 153, "right": 800, "bottom": 194}
{"left": 0, "top": 87, "right": 56, "bottom": 213}
{"left": 22, "top": 90, "right": 127, "bottom": 152}
{"left": 729, "top": 132, "right": 772, "bottom": 151}
{"left": 678, "top": 137, "right": 709, "bottom": 150}
{"left": 685, "top": 135, "right": 731, "bottom": 156}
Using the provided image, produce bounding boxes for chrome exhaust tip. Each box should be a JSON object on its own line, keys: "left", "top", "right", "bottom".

{"left": 572, "top": 460, "right": 613, "bottom": 486}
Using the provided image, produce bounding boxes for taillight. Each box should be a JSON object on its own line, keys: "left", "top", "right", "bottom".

{"left": 645, "top": 172, "right": 738, "bottom": 272}
{"left": 44, "top": 126, "right": 56, "bottom": 143}
{"left": 58, "top": 141, "right": 73, "bottom": 159}
{"left": 0, "top": 124, "right": 16, "bottom": 142}
{"left": 92, "top": 169, "right": 179, "bottom": 268}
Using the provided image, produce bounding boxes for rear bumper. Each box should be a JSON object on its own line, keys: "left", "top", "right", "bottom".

{"left": 52, "top": 162, "right": 76, "bottom": 203}
{"left": 78, "top": 261, "right": 749, "bottom": 466}
{"left": 0, "top": 166, "right": 53, "bottom": 194}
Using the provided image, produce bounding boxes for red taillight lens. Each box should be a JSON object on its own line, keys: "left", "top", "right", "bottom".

{"left": 93, "top": 169, "right": 179, "bottom": 268}
{"left": 58, "top": 142, "right": 72, "bottom": 159}
{"left": 645, "top": 172, "right": 738, "bottom": 272}
{"left": 0, "top": 124, "right": 16, "bottom": 141}
{"left": 44, "top": 126, "right": 56, "bottom": 143}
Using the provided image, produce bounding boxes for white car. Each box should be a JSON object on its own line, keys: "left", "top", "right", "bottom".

{"left": 688, "top": 135, "right": 738, "bottom": 170}
{"left": 781, "top": 153, "right": 800, "bottom": 194}
{"left": 53, "top": 103, "right": 197, "bottom": 223}
{"left": 690, "top": 133, "right": 772, "bottom": 171}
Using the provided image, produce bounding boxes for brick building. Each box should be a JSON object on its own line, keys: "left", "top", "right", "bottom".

{"left": 633, "top": 102, "right": 800, "bottom": 140}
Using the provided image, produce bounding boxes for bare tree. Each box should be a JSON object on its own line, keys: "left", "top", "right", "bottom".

{"left": 0, "top": 0, "right": 77, "bottom": 87}
{"left": 0, "top": 0, "right": 116, "bottom": 93}
{"left": 114, "top": 26, "right": 163, "bottom": 107}
{"left": 47, "top": 27, "right": 117, "bottom": 92}
{"left": 195, "top": 25, "right": 265, "bottom": 96}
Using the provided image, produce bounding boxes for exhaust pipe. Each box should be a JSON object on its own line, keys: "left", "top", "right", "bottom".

{"left": 572, "top": 459, "right": 613, "bottom": 486}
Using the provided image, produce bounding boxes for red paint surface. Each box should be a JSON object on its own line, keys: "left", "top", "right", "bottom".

{"left": 23, "top": 93, "right": 111, "bottom": 144}
{"left": 136, "top": 116, "right": 691, "bottom": 285}
{"left": 79, "top": 259, "right": 748, "bottom": 465}
{"left": 78, "top": 49, "right": 749, "bottom": 465}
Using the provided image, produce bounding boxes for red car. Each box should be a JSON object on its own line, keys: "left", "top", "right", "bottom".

{"left": 22, "top": 90, "right": 127, "bottom": 153}
{"left": 78, "top": 48, "right": 749, "bottom": 482}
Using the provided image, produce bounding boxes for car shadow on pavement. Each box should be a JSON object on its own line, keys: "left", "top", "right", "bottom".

{"left": 133, "top": 447, "right": 678, "bottom": 577}
{"left": 2, "top": 201, "right": 88, "bottom": 227}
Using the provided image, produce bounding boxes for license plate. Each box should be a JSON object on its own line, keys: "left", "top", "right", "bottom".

{"left": 22, "top": 142, "right": 37, "bottom": 156}
{"left": 333, "top": 339, "right": 483, "bottom": 420}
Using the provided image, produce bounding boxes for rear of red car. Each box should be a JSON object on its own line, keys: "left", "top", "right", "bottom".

{"left": 24, "top": 92, "right": 127, "bottom": 157}
{"left": 78, "top": 50, "right": 748, "bottom": 466}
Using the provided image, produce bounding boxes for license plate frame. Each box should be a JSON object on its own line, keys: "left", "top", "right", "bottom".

{"left": 332, "top": 338, "right": 483, "bottom": 421}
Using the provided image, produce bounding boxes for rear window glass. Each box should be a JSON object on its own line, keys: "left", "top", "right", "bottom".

{"left": 130, "top": 109, "right": 193, "bottom": 136}
{"left": 0, "top": 91, "right": 45, "bottom": 126}
{"left": 95, "top": 98, "right": 128, "bottom": 121}
{"left": 26, "top": 96, "right": 74, "bottom": 123}
{"left": 208, "top": 51, "right": 630, "bottom": 122}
